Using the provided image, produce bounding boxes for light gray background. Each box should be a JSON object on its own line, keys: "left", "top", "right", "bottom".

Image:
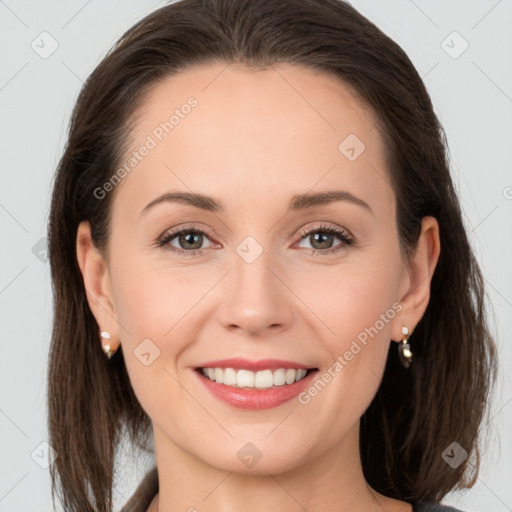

{"left": 1, "top": 1, "right": 511, "bottom": 511}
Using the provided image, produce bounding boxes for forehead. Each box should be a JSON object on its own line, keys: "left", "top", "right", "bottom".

{"left": 114, "top": 62, "right": 392, "bottom": 216}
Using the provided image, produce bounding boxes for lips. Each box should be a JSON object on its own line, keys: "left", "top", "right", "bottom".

{"left": 192, "top": 358, "right": 319, "bottom": 410}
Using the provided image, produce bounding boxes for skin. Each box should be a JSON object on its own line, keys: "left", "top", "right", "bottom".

{"left": 76, "top": 62, "right": 440, "bottom": 512}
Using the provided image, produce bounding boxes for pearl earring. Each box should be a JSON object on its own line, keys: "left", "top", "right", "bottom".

{"left": 398, "top": 326, "right": 413, "bottom": 368}
{"left": 100, "top": 331, "right": 116, "bottom": 359}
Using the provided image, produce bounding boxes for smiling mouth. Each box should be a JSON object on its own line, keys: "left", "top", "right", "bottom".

{"left": 194, "top": 367, "right": 318, "bottom": 389}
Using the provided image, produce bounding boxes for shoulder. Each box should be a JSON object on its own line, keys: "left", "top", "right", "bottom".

{"left": 120, "top": 466, "right": 159, "bottom": 512}
{"left": 413, "top": 501, "right": 467, "bottom": 512}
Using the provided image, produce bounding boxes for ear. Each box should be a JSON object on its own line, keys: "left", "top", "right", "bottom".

{"left": 76, "top": 221, "right": 120, "bottom": 352}
{"left": 391, "top": 216, "right": 441, "bottom": 342}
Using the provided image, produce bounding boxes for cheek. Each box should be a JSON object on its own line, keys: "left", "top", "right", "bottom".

{"left": 296, "top": 255, "right": 399, "bottom": 340}
{"left": 295, "top": 251, "right": 401, "bottom": 387}
{"left": 293, "top": 266, "right": 399, "bottom": 432}
{"left": 110, "top": 266, "right": 193, "bottom": 422}
{"left": 109, "top": 255, "right": 214, "bottom": 384}
{"left": 110, "top": 243, "right": 201, "bottom": 335}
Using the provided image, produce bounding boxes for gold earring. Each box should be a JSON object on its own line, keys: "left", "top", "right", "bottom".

{"left": 100, "top": 331, "right": 116, "bottom": 359}
{"left": 398, "top": 326, "right": 413, "bottom": 368}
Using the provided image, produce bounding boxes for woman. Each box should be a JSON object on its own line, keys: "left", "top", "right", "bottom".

{"left": 47, "top": 1, "right": 498, "bottom": 511}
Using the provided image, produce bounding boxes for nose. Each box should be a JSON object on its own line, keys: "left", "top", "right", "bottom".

{"left": 216, "top": 251, "right": 295, "bottom": 338}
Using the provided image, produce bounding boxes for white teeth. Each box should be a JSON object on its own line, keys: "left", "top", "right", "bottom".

{"left": 254, "top": 369, "right": 273, "bottom": 389}
{"left": 237, "top": 369, "right": 255, "bottom": 388}
{"left": 200, "top": 367, "right": 309, "bottom": 388}
{"left": 223, "top": 367, "right": 237, "bottom": 386}
{"left": 286, "top": 368, "right": 297, "bottom": 384}
{"left": 273, "top": 368, "right": 286, "bottom": 386}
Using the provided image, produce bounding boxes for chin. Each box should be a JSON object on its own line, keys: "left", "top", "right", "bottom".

{"left": 196, "top": 438, "right": 311, "bottom": 476}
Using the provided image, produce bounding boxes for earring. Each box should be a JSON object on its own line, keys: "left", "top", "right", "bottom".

{"left": 100, "top": 331, "right": 116, "bottom": 359}
{"left": 398, "top": 326, "right": 413, "bottom": 368}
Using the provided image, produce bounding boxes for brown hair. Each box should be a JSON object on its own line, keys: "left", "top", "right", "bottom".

{"left": 47, "top": 0, "right": 499, "bottom": 510}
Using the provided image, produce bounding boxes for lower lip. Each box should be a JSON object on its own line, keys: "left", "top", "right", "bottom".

{"left": 194, "top": 369, "right": 319, "bottom": 410}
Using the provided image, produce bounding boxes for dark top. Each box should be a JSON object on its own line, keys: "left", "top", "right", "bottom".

{"left": 119, "top": 467, "right": 466, "bottom": 512}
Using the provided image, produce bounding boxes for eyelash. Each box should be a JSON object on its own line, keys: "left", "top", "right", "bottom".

{"left": 156, "top": 224, "right": 355, "bottom": 256}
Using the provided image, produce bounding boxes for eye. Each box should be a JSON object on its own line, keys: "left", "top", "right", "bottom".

{"left": 295, "top": 224, "right": 354, "bottom": 255}
{"left": 157, "top": 226, "right": 216, "bottom": 255}
{"left": 156, "top": 223, "right": 354, "bottom": 256}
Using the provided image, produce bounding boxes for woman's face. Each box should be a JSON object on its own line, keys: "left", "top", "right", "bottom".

{"left": 90, "top": 62, "right": 418, "bottom": 473}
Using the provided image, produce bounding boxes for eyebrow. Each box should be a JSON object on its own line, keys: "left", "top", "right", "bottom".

{"left": 140, "top": 190, "right": 373, "bottom": 216}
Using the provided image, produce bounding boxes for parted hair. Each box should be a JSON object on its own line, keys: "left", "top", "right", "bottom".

{"left": 47, "top": 0, "right": 499, "bottom": 511}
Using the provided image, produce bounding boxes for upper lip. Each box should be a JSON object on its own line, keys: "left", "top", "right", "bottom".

{"left": 195, "top": 358, "right": 317, "bottom": 372}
